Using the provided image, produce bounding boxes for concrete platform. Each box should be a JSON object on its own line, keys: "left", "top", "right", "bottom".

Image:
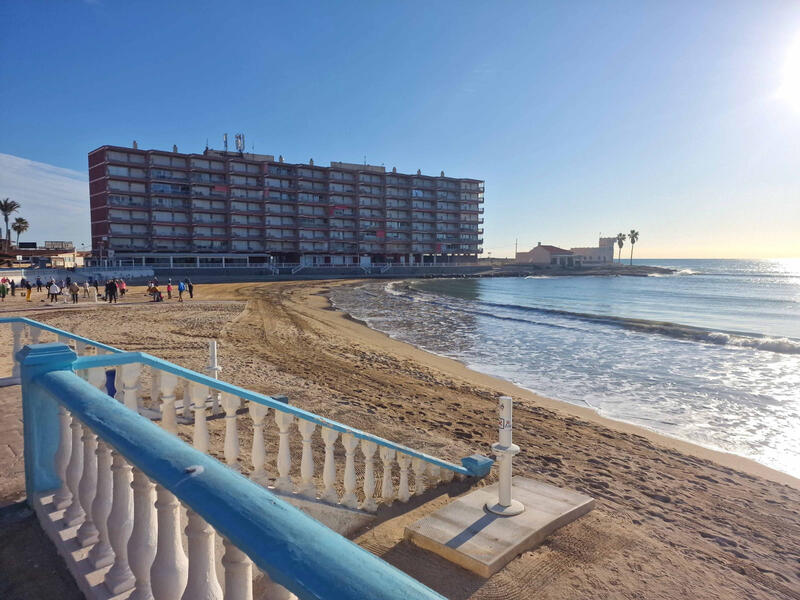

{"left": 404, "top": 476, "right": 594, "bottom": 577}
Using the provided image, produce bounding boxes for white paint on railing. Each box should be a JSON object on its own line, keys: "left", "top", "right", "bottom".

{"left": 397, "top": 453, "right": 411, "bottom": 503}
{"left": 360, "top": 440, "right": 378, "bottom": 512}
{"left": 274, "top": 411, "right": 294, "bottom": 492}
{"left": 189, "top": 382, "right": 210, "bottom": 454}
{"left": 87, "top": 441, "right": 114, "bottom": 567}
{"left": 320, "top": 427, "right": 339, "bottom": 503}
{"left": 105, "top": 450, "right": 135, "bottom": 593}
{"left": 221, "top": 392, "right": 241, "bottom": 472}
{"left": 54, "top": 406, "right": 73, "bottom": 509}
{"left": 297, "top": 419, "right": 317, "bottom": 497}
{"left": 76, "top": 424, "right": 100, "bottom": 546}
{"left": 412, "top": 457, "right": 427, "bottom": 496}
{"left": 341, "top": 433, "right": 359, "bottom": 509}
{"left": 221, "top": 537, "right": 253, "bottom": 600}
{"left": 248, "top": 402, "right": 270, "bottom": 484}
{"left": 120, "top": 363, "right": 142, "bottom": 413}
{"left": 63, "top": 418, "right": 86, "bottom": 526}
{"left": 182, "top": 509, "right": 222, "bottom": 600}
{"left": 150, "top": 485, "right": 188, "bottom": 600}
{"left": 380, "top": 447, "right": 396, "bottom": 505}
{"left": 159, "top": 372, "right": 179, "bottom": 434}
{"left": 128, "top": 468, "right": 157, "bottom": 599}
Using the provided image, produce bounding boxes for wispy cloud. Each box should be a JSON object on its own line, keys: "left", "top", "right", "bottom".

{"left": 0, "top": 153, "right": 90, "bottom": 248}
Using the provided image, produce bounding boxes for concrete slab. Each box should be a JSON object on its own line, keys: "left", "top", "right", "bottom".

{"left": 404, "top": 476, "right": 594, "bottom": 577}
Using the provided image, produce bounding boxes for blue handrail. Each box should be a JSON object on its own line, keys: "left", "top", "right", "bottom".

{"left": 0, "top": 316, "right": 121, "bottom": 354}
{"left": 23, "top": 346, "right": 445, "bottom": 600}
{"left": 6, "top": 316, "right": 490, "bottom": 477}
{"left": 73, "top": 351, "right": 477, "bottom": 476}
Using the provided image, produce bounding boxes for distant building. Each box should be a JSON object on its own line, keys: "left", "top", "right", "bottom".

{"left": 515, "top": 242, "right": 577, "bottom": 267}
{"left": 570, "top": 236, "right": 615, "bottom": 265}
{"left": 88, "top": 144, "right": 485, "bottom": 267}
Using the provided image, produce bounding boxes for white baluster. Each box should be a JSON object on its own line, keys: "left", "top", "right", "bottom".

{"left": 159, "top": 371, "right": 179, "bottom": 434}
{"left": 379, "top": 447, "right": 396, "bottom": 505}
{"left": 258, "top": 571, "right": 296, "bottom": 600}
{"left": 340, "top": 433, "right": 359, "bottom": 509}
{"left": 75, "top": 340, "right": 89, "bottom": 356}
{"left": 89, "top": 366, "right": 107, "bottom": 395}
{"left": 53, "top": 406, "right": 73, "bottom": 509}
{"left": 220, "top": 392, "right": 241, "bottom": 472}
{"left": 128, "top": 469, "right": 157, "bottom": 600}
{"left": 106, "top": 451, "right": 135, "bottom": 593}
{"left": 181, "top": 383, "right": 192, "bottom": 419}
{"left": 11, "top": 322, "right": 24, "bottom": 377}
{"left": 428, "top": 464, "right": 441, "bottom": 486}
{"left": 150, "top": 485, "right": 188, "bottom": 600}
{"left": 412, "top": 457, "right": 427, "bottom": 496}
{"left": 76, "top": 425, "right": 99, "bottom": 546}
{"left": 189, "top": 382, "right": 210, "bottom": 453}
{"left": 57, "top": 334, "right": 71, "bottom": 347}
{"left": 88, "top": 441, "right": 114, "bottom": 567}
{"left": 222, "top": 538, "right": 253, "bottom": 600}
{"left": 274, "top": 410, "right": 294, "bottom": 492}
{"left": 248, "top": 402, "right": 269, "bottom": 483}
{"left": 151, "top": 368, "right": 161, "bottom": 413}
{"left": 120, "top": 363, "right": 143, "bottom": 413}
{"left": 360, "top": 440, "right": 378, "bottom": 511}
{"left": 297, "top": 420, "right": 317, "bottom": 497}
{"left": 30, "top": 326, "right": 42, "bottom": 344}
{"left": 441, "top": 468, "right": 455, "bottom": 483}
{"left": 182, "top": 509, "right": 222, "bottom": 600}
{"left": 63, "top": 418, "right": 85, "bottom": 526}
{"left": 320, "top": 428, "right": 339, "bottom": 503}
{"left": 397, "top": 453, "right": 411, "bottom": 503}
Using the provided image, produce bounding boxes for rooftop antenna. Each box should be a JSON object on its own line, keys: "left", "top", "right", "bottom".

{"left": 235, "top": 133, "right": 245, "bottom": 153}
{"left": 205, "top": 138, "right": 209, "bottom": 151}
{"left": 223, "top": 133, "right": 228, "bottom": 152}
{"left": 364, "top": 155, "right": 367, "bottom": 165}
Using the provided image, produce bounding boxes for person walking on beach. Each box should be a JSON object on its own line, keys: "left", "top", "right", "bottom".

{"left": 48, "top": 281, "right": 60, "bottom": 302}
{"left": 25, "top": 280, "right": 32, "bottom": 302}
{"left": 105, "top": 280, "right": 118, "bottom": 304}
{"left": 69, "top": 281, "right": 80, "bottom": 304}
{"left": 186, "top": 279, "right": 194, "bottom": 299}
{"left": 10, "top": 279, "right": 15, "bottom": 297}
{"left": 0, "top": 282, "right": 7, "bottom": 302}
{"left": 36, "top": 277, "right": 42, "bottom": 292}
{"left": 166, "top": 280, "right": 172, "bottom": 300}
{"left": 119, "top": 279, "right": 127, "bottom": 297}
{"left": 177, "top": 280, "right": 185, "bottom": 302}
{"left": 83, "top": 281, "right": 89, "bottom": 298}
{"left": 93, "top": 278, "right": 99, "bottom": 295}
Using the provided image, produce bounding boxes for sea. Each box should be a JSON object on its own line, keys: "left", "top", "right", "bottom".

{"left": 328, "top": 259, "right": 800, "bottom": 479}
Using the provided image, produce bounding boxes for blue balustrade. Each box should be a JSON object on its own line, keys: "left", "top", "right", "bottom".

{"left": 21, "top": 343, "right": 446, "bottom": 600}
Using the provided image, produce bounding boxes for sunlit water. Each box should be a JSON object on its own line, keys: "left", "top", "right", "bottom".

{"left": 329, "top": 259, "right": 800, "bottom": 478}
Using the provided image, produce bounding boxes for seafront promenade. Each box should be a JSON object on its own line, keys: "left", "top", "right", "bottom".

{"left": 0, "top": 282, "right": 798, "bottom": 599}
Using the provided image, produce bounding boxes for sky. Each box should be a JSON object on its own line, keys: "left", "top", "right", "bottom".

{"left": 1, "top": 1, "right": 800, "bottom": 258}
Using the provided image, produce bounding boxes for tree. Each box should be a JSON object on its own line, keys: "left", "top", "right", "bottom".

{"left": 12, "top": 217, "right": 29, "bottom": 246}
{"left": 0, "top": 198, "right": 21, "bottom": 251}
{"left": 616, "top": 233, "right": 626, "bottom": 263}
{"left": 629, "top": 229, "right": 639, "bottom": 265}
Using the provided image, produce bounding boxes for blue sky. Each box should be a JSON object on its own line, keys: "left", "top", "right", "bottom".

{"left": 1, "top": 1, "right": 799, "bottom": 257}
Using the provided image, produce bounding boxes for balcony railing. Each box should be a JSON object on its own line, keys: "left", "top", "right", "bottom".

{"left": 7, "top": 318, "right": 493, "bottom": 596}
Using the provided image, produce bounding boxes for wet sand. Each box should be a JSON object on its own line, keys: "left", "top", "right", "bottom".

{"left": 2, "top": 280, "right": 799, "bottom": 599}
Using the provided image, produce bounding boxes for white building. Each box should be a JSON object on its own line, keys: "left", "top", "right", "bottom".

{"left": 570, "top": 237, "right": 615, "bottom": 265}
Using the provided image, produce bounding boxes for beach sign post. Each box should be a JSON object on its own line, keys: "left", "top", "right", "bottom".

{"left": 486, "top": 396, "right": 524, "bottom": 516}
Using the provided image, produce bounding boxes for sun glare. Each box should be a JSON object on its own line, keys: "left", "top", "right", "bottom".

{"left": 778, "top": 33, "right": 800, "bottom": 110}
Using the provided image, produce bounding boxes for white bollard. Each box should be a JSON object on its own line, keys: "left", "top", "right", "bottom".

{"left": 486, "top": 396, "right": 524, "bottom": 516}
{"left": 206, "top": 340, "right": 222, "bottom": 414}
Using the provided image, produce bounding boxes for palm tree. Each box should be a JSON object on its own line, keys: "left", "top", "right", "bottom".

{"left": 615, "top": 233, "right": 626, "bottom": 264}
{"left": 11, "top": 217, "right": 29, "bottom": 246}
{"left": 0, "top": 198, "right": 21, "bottom": 251}
{"left": 629, "top": 229, "right": 639, "bottom": 265}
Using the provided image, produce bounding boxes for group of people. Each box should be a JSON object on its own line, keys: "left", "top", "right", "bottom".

{"left": 146, "top": 278, "right": 194, "bottom": 303}
{"left": 0, "top": 274, "right": 197, "bottom": 306}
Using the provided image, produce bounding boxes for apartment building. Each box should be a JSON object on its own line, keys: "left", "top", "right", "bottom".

{"left": 88, "top": 145, "right": 484, "bottom": 266}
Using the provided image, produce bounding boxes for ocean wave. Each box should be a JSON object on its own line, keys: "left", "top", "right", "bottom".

{"left": 396, "top": 286, "right": 800, "bottom": 355}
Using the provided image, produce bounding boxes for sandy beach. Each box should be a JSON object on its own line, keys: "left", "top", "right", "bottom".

{"left": 2, "top": 280, "right": 798, "bottom": 600}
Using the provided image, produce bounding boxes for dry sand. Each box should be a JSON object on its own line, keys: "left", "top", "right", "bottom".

{"left": 1, "top": 281, "right": 798, "bottom": 600}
